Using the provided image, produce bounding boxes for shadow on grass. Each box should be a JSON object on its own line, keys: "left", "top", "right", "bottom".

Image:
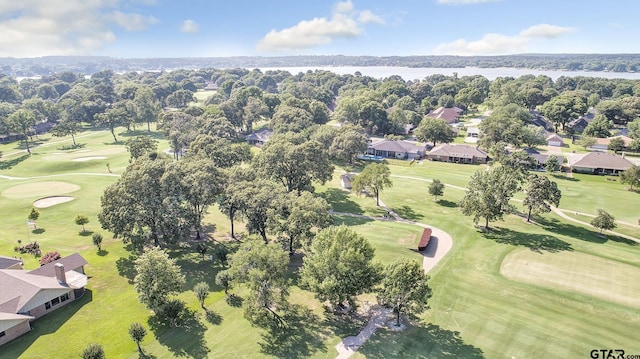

{"left": 258, "top": 303, "right": 328, "bottom": 359}
{"left": 0, "top": 290, "right": 93, "bottom": 358}
{"left": 552, "top": 174, "right": 579, "bottom": 182}
{"left": 318, "top": 188, "right": 364, "bottom": 214}
{"left": 0, "top": 153, "right": 30, "bottom": 170}
{"left": 332, "top": 215, "right": 375, "bottom": 226}
{"left": 358, "top": 323, "right": 484, "bottom": 358}
{"left": 32, "top": 228, "right": 45, "bottom": 234}
{"left": 437, "top": 200, "right": 458, "bottom": 208}
{"left": 483, "top": 226, "right": 573, "bottom": 253}
{"left": 78, "top": 230, "right": 94, "bottom": 237}
{"left": 204, "top": 309, "right": 222, "bottom": 325}
{"left": 537, "top": 217, "right": 638, "bottom": 246}
{"left": 149, "top": 308, "right": 210, "bottom": 359}
{"left": 225, "top": 294, "right": 243, "bottom": 307}
{"left": 322, "top": 310, "right": 368, "bottom": 338}
{"left": 119, "top": 129, "right": 166, "bottom": 140}
{"left": 137, "top": 352, "right": 157, "bottom": 359}
{"left": 97, "top": 249, "right": 109, "bottom": 256}
{"left": 393, "top": 205, "right": 424, "bottom": 221}
{"left": 58, "top": 143, "right": 86, "bottom": 150}
{"left": 116, "top": 255, "right": 137, "bottom": 284}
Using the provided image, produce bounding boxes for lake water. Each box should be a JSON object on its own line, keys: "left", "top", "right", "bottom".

{"left": 259, "top": 66, "right": 640, "bottom": 81}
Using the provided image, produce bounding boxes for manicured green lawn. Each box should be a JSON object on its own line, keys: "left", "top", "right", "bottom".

{"left": 2, "top": 128, "right": 640, "bottom": 359}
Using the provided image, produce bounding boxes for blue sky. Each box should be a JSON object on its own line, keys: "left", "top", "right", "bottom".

{"left": 0, "top": 0, "right": 637, "bottom": 58}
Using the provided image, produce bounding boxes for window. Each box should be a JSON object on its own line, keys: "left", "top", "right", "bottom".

{"left": 60, "top": 293, "right": 69, "bottom": 302}
{"left": 51, "top": 297, "right": 60, "bottom": 306}
{"left": 45, "top": 301, "right": 51, "bottom": 310}
{"left": 0, "top": 331, "right": 5, "bottom": 338}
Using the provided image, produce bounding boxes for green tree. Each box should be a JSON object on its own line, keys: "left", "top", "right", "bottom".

{"left": 92, "top": 233, "right": 103, "bottom": 251}
{"left": 133, "top": 247, "right": 186, "bottom": 311}
{"left": 578, "top": 135, "right": 596, "bottom": 149}
{"left": 124, "top": 136, "right": 158, "bottom": 160}
{"left": 193, "top": 282, "right": 210, "bottom": 309}
{"left": 75, "top": 214, "right": 89, "bottom": 233}
{"left": 8, "top": 109, "right": 36, "bottom": 154}
{"left": 166, "top": 89, "right": 195, "bottom": 108}
{"left": 522, "top": 174, "right": 562, "bottom": 222}
{"left": 539, "top": 93, "right": 587, "bottom": 132}
{"left": 590, "top": 209, "right": 616, "bottom": 234}
{"left": 459, "top": 166, "right": 519, "bottom": 229}
{"left": 620, "top": 164, "right": 640, "bottom": 190}
{"left": 378, "top": 258, "right": 432, "bottom": 327}
{"left": 134, "top": 86, "right": 161, "bottom": 132}
{"left": 628, "top": 118, "right": 640, "bottom": 139}
{"left": 414, "top": 117, "right": 455, "bottom": 147}
{"left": 545, "top": 155, "right": 561, "bottom": 173}
{"left": 226, "top": 239, "right": 290, "bottom": 326}
{"left": 299, "top": 226, "right": 382, "bottom": 310}
{"left": 215, "top": 271, "right": 232, "bottom": 295}
{"left": 161, "top": 298, "right": 186, "bottom": 327}
{"left": 81, "top": 343, "right": 105, "bottom": 359}
{"left": 28, "top": 208, "right": 40, "bottom": 228}
{"left": 128, "top": 322, "right": 147, "bottom": 354}
{"left": 478, "top": 104, "right": 530, "bottom": 148}
{"left": 583, "top": 114, "right": 614, "bottom": 138}
{"left": 352, "top": 162, "right": 393, "bottom": 206}
{"left": 50, "top": 120, "right": 81, "bottom": 146}
{"left": 608, "top": 137, "right": 626, "bottom": 154}
{"left": 267, "top": 191, "right": 332, "bottom": 255}
{"left": 232, "top": 179, "right": 286, "bottom": 243}
{"left": 428, "top": 179, "right": 445, "bottom": 201}
{"left": 329, "top": 125, "right": 368, "bottom": 164}
{"left": 256, "top": 133, "right": 334, "bottom": 193}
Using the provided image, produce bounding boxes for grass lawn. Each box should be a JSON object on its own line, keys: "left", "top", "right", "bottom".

{"left": 2, "top": 128, "right": 640, "bottom": 358}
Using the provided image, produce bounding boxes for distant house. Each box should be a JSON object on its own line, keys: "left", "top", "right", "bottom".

{"left": 427, "top": 144, "right": 488, "bottom": 164}
{"left": 567, "top": 110, "right": 596, "bottom": 133}
{"left": 366, "top": 139, "right": 428, "bottom": 160}
{"left": 340, "top": 173, "right": 356, "bottom": 190}
{"left": 0, "top": 253, "right": 88, "bottom": 346}
{"left": 522, "top": 148, "right": 565, "bottom": 170}
{"left": 591, "top": 135, "right": 634, "bottom": 151}
{"left": 546, "top": 134, "right": 564, "bottom": 147}
{"left": 246, "top": 128, "right": 273, "bottom": 146}
{"left": 529, "top": 110, "right": 554, "bottom": 131}
{"left": 465, "top": 127, "right": 480, "bottom": 144}
{"left": 426, "top": 107, "right": 463, "bottom": 124}
{"left": 569, "top": 152, "right": 633, "bottom": 175}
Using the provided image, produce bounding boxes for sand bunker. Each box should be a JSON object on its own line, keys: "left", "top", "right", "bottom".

{"left": 2, "top": 181, "right": 80, "bottom": 199}
{"left": 72, "top": 156, "right": 107, "bottom": 162}
{"left": 33, "top": 196, "right": 75, "bottom": 208}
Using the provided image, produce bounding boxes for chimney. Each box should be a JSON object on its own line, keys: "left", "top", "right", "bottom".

{"left": 54, "top": 263, "right": 67, "bottom": 285}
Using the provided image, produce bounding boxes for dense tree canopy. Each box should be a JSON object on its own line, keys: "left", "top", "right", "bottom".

{"left": 133, "top": 247, "right": 185, "bottom": 311}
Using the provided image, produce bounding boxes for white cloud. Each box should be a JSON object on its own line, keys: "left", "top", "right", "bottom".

{"left": 434, "top": 24, "right": 576, "bottom": 55}
{"left": 257, "top": 2, "right": 384, "bottom": 52}
{"left": 437, "top": 0, "right": 500, "bottom": 4}
{"left": 110, "top": 11, "right": 159, "bottom": 31}
{"left": 181, "top": 19, "right": 199, "bottom": 33}
{"left": 0, "top": 0, "right": 157, "bottom": 57}
{"left": 358, "top": 10, "right": 385, "bottom": 25}
{"left": 333, "top": 1, "right": 355, "bottom": 14}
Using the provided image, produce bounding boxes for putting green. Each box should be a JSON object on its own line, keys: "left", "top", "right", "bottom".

{"left": 2, "top": 181, "right": 81, "bottom": 199}
{"left": 500, "top": 248, "right": 640, "bottom": 309}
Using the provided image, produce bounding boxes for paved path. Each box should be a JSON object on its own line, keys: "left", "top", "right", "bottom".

{"left": 332, "top": 201, "right": 454, "bottom": 359}
{"left": 551, "top": 207, "right": 640, "bottom": 244}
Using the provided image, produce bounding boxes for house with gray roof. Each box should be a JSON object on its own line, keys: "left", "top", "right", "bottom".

{"left": 246, "top": 128, "right": 273, "bottom": 146}
{"left": 0, "top": 253, "right": 88, "bottom": 346}
{"left": 427, "top": 144, "right": 488, "bottom": 164}
{"left": 522, "top": 148, "right": 565, "bottom": 170}
{"left": 569, "top": 152, "right": 633, "bottom": 175}
{"left": 366, "top": 139, "right": 427, "bottom": 160}
{"left": 0, "top": 256, "right": 23, "bottom": 270}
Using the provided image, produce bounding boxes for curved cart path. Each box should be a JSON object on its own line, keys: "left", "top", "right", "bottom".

{"left": 331, "top": 200, "right": 453, "bottom": 359}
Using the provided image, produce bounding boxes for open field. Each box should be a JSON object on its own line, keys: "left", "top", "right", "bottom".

{"left": 2, "top": 128, "right": 640, "bottom": 358}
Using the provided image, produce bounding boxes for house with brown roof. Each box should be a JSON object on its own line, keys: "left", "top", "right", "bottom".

{"left": 590, "top": 135, "right": 634, "bottom": 151}
{"left": 0, "top": 253, "right": 88, "bottom": 346}
{"left": 546, "top": 134, "right": 564, "bottom": 147}
{"left": 569, "top": 152, "right": 633, "bottom": 175}
{"left": 366, "top": 139, "right": 428, "bottom": 160}
{"left": 427, "top": 144, "right": 489, "bottom": 164}
{"left": 426, "top": 107, "right": 463, "bottom": 124}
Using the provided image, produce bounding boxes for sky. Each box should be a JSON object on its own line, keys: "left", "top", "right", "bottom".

{"left": 0, "top": 0, "right": 638, "bottom": 58}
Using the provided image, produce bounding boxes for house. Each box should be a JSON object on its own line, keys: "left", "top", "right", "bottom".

{"left": 246, "top": 128, "right": 273, "bottom": 146}
{"left": 567, "top": 110, "right": 596, "bottom": 133}
{"left": 340, "top": 173, "right": 356, "bottom": 190}
{"left": 0, "top": 256, "right": 23, "bottom": 270}
{"left": 591, "top": 135, "right": 634, "bottom": 151}
{"left": 0, "top": 253, "right": 88, "bottom": 346}
{"left": 426, "top": 107, "right": 463, "bottom": 124}
{"left": 427, "top": 144, "right": 489, "bottom": 164}
{"left": 569, "top": 152, "right": 633, "bottom": 175}
{"left": 546, "top": 134, "right": 564, "bottom": 147}
{"left": 522, "top": 148, "right": 565, "bottom": 170}
{"left": 529, "top": 110, "right": 554, "bottom": 131}
{"left": 366, "top": 139, "right": 428, "bottom": 160}
{"left": 465, "top": 127, "right": 480, "bottom": 144}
